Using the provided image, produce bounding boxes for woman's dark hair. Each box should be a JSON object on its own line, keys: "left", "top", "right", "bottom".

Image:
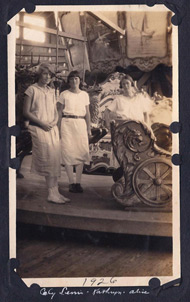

{"left": 67, "top": 70, "right": 81, "bottom": 84}
{"left": 120, "top": 74, "right": 135, "bottom": 88}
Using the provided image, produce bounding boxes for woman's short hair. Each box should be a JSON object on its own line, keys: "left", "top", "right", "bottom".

{"left": 120, "top": 74, "right": 135, "bottom": 88}
{"left": 36, "top": 63, "right": 54, "bottom": 81}
{"left": 67, "top": 70, "right": 81, "bottom": 84}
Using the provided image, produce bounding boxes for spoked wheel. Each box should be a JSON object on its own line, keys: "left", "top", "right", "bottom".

{"left": 132, "top": 158, "right": 172, "bottom": 207}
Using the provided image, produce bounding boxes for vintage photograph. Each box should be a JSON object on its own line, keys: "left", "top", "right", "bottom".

{"left": 9, "top": 5, "right": 180, "bottom": 287}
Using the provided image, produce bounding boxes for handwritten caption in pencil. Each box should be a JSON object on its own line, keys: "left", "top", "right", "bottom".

{"left": 40, "top": 277, "right": 149, "bottom": 300}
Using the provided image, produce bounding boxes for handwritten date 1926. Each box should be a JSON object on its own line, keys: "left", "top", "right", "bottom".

{"left": 82, "top": 277, "right": 117, "bottom": 287}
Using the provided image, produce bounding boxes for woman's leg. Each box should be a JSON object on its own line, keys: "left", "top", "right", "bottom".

{"left": 76, "top": 163, "right": 84, "bottom": 183}
{"left": 45, "top": 176, "right": 55, "bottom": 188}
{"left": 45, "top": 176, "right": 59, "bottom": 202}
{"left": 53, "top": 176, "right": 70, "bottom": 202}
{"left": 75, "top": 163, "right": 84, "bottom": 193}
{"left": 45, "top": 176, "right": 69, "bottom": 203}
{"left": 65, "top": 164, "right": 77, "bottom": 193}
{"left": 65, "top": 164, "right": 74, "bottom": 184}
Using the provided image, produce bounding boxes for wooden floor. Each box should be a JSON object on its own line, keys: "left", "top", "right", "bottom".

{"left": 17, "top": 155, "right": 172, "bottom": 237}
{"left": 17, "top": 224, "right": 172, "bottom": 278}
{"left": 16, "top": 156, "right": 173, "bottom": 278}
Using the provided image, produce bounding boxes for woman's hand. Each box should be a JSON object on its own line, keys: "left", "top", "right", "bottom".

{"left": 40, "top": 122, "right": 53, "bottom": 132}
{"left": 87, "top": 128, "right": 92, "bottom": 137}
{"left": 50, "top": 120, "right": 57, "bottom": 127}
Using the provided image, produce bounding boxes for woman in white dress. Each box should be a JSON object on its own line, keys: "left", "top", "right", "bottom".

{"left": 105, "top": 74, "right": 152, "bottom": 126}
{"left": 57, "top": 71, "right": 91, "bottom": 193}
{"left": 23, "top": 63, "right": 70, "bottom": 204}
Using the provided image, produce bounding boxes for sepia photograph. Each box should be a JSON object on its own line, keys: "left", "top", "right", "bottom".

{"left": 8, "top": 5, "right": 180, "bottom": 287}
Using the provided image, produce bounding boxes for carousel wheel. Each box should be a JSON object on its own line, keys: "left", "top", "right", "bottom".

{"left": 132, "top": 158, "right": 172, "bottom": 207}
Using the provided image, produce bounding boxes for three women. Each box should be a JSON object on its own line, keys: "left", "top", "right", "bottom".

{"left": 24, "top": 66, "right": 151, "bottom": 202}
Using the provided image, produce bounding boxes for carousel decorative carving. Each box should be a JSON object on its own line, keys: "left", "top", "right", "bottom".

{"left": 126, "top": 11, "right": 172, "bottom": 72}
{"left": 110, "top": 120, "right": 172, "bottom": 209}
{"left": 129, "top": 57, "right": 164, "bottom": 73}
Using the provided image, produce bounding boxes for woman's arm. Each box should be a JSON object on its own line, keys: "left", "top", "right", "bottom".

{"left": 105, "top": 97, "right": 119, "bottom": 126}
{"left": 50, "top": 102, "right": 59, "bottom": 127}
{"left": 104, "top": 108, "right": 111, "bottom": 129}
{"left": 143, "top": 112, "right": 148, "bottom": 124}
{"left": 104, "top": 107, "right": 118, "bottom": 129}
{"left": 50, "top": 90, "right": 62, "bottom": 127}
{"left": 57, "top": 102, "right": 64, "bottom": 137}
{"left": 142, "top": 94, "right": 152, "bottom": 126}
{"left": 85, "top": 105, "right": 91, "bottom": 137}
{"left": 23, "top": 95, "right": 52, "bottom": 131}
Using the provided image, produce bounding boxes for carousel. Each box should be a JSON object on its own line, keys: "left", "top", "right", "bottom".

{"left": 16, "top": 10, "right": 173, "bottom": 237}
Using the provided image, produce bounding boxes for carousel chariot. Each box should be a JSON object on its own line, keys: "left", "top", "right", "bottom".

{"left": 87, "top": 72, "right": 172, "bottom": 210}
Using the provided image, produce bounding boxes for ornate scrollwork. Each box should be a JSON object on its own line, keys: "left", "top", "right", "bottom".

{"left": 110, "top": 120, "right": 172, "bottom": 208}
{"left": 111, "top": 165, "right": 136, "bottom": 207}
{"left": 123, "top": 128, "right": 143, "bottom": 153}
{"left": 89, "top": 94, "right": 100, "bottom": 124}
{"left": 112, "top": 120, "right": 152, "bottom": 157}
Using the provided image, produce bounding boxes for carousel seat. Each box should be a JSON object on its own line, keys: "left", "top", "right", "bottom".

{"left": 87, "top": 72, "right": 172, "bottom": 209}
{"left": 89, "top": 127, "right": 108, "bottom": 144}
{"left": 151, "top": 122, "right": 172, "bottom": 152}
{"left": 110, "top": 119, "right": 172, "bottom": 210}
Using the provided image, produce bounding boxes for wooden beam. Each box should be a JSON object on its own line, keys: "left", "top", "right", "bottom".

{"left": 16, "top": 61, "right": 69, "bottom": 66}
{"left": 89, "top": 12, "right": 125, "bottom": 36}
{"left": 16, "top": 39, "right": 67, "bottom": 49}
{"left": 137, "top": 72, "right": 151, "bottom": 88}
{"left": 16, "top": 52, "right": 65, "bottom": 57}
{"left": 17, "top": 209, "right": 172, "bottom": 237}
{"left": 16, "top": 21, "right": 87, "bottom": 42}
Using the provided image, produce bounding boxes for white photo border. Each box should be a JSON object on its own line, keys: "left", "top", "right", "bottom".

{"left": 8, "top": 4, "right": 180, "bottom": 288}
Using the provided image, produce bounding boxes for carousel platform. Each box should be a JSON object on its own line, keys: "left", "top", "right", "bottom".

{"left": 16, "top": 155, "right": 172, "bottom": 237}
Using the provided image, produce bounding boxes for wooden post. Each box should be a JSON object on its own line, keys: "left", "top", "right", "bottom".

{"left": 82, "top": 12, "right": 87, "bottom": 83}
{"left": 19, "top": 13, "right": 24, "bottom": 65}
{"left": 56, "top": 16, "right": 59, "bottom": 73}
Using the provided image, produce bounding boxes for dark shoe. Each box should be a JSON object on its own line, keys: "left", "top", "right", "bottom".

{"left": 75, "top": 183, "right": 83, "bottom": 193}
{"left": 69, "top": 183, "right": 77, "bottom": 193}
{"left": 16, "top": 172, "right": 24, "bottom": 179}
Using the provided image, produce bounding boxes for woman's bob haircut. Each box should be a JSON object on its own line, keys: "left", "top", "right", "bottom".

{"left": 67, "top": 70, "right": 82, "bottom": 84}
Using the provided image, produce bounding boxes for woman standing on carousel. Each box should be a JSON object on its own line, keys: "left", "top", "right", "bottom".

{"left": 57, "top": 70, "right": 91, "bottom": 193}
{"left": 23, "top": 63, "right": 70, "bottom": 204}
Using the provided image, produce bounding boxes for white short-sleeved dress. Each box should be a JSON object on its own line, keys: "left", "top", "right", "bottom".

{"left": 25, "top": 83, "right": 61, "bottom": 177}
{"left": 108, "top": 92, "right": 152, "bottom": 122}
{"left": 59, "top": 90, "right": 90, "bottom": 165}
